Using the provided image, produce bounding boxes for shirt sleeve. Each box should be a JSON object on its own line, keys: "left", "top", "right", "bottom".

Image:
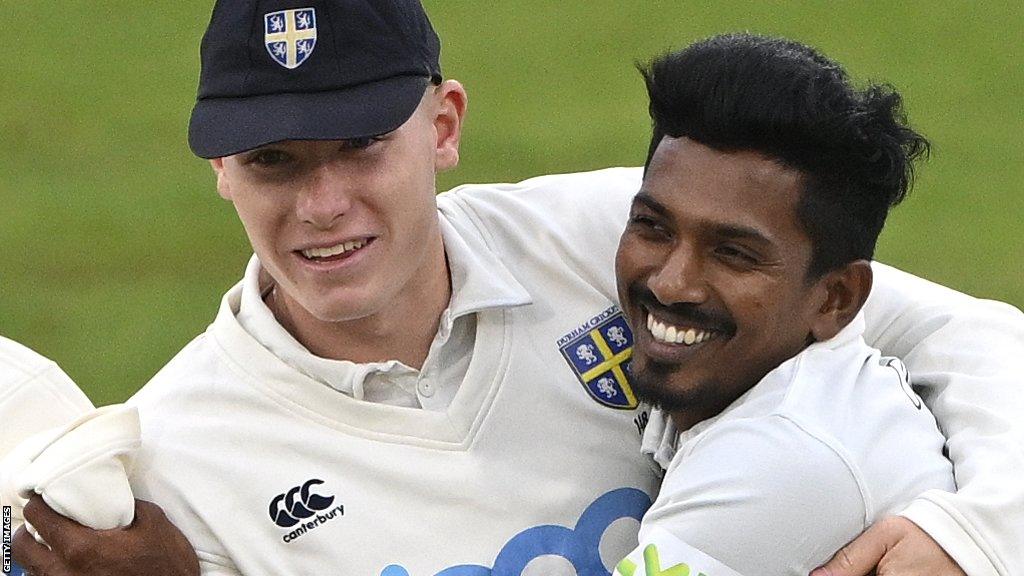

{"left": 0, "top": 359, "right": 94, "bottom": 460}
{"left": 618, "top": 417, "right": 867, "bottom": 576}
{"left": 863, "top": 263, "right": 1024, "bottom": 576}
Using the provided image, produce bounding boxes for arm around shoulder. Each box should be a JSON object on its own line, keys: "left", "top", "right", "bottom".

{"left": 862, "top": 262, "right": 1024, "bottom": 575}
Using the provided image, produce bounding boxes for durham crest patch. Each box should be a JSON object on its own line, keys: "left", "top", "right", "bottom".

{"left": 558, "top": 307, "right": 637, "bottom": 409}
{"left": 264, "top": 8, "right": 317, "bottom": 69}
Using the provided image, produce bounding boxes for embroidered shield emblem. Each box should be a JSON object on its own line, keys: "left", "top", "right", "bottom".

{"left": 264, "top": 8, "right": 317, "bottom": 69}
{"left": 559, "top": 311, "right": 638, "bottom": 409}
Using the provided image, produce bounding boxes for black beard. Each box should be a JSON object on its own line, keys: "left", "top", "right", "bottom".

{"left": 629, "top": 359, "right": 713, "bottom": 415}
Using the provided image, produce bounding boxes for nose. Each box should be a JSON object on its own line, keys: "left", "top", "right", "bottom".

{"left": 295, "top": 164, "right": 354, "bottom": 230}
{"left": 647, "top": 243, "right": 709, "bottom": 306}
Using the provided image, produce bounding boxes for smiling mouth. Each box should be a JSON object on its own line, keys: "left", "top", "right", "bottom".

{"left": 299, "top": 238, "right": 373, "bottom": 262}
{"left": 645, "top": 312, "right": 720, "bottom": 346}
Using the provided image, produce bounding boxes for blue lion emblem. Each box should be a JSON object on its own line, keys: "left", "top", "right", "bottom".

{"left": 559, "top": 313, "right": 638, "bottom": 410}
{"left": 264, "top": 8, "right": 317, "bottom": 69}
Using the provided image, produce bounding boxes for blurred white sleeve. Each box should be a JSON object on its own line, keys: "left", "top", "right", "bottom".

{"left": 0, "top": 336, "right": 94, "bottom": 460}
{"left": 863, "top": 262, "right": 1024, "bottom": 576}
{"left": 1, "top": 337, "right": 94, "bottom": 531}
{"left": 0, "top": 336, "right": 138, "bottom": 538}
{"left": 1, "top": 404, "right": 140, "bottom": 540}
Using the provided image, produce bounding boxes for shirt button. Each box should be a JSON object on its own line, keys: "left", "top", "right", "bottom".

{"left": 418, "top": 381, "right": 435, "bottom": 398}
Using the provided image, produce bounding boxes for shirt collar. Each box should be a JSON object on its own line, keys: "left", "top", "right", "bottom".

{"left": 437, "top": 211, "right": 532, "bottom": 320}
{"left": 232, "top": 209, "right": 532, "bottom": 395}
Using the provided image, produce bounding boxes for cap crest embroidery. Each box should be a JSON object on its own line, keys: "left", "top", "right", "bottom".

{"left": 264, "top": 8, "right": 317, "bottom": 69}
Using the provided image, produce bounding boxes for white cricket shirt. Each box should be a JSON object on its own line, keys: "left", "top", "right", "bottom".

{"left": 124, "top": 167, "right": 1023, "bottom": 576}
{"left": 128, "top": 168, "right": 661, "bottom": 575}
{"left": 617, "top": 315, "right": 955, "bottom": 576}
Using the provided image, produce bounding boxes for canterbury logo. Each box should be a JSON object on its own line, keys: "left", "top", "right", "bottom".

{"left": 268, "top": 479, "right": 336, "bottom": 528}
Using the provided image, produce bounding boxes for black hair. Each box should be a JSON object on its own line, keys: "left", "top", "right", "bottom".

{"left": 640, "top": 33, "right": 929, "bottom": 277}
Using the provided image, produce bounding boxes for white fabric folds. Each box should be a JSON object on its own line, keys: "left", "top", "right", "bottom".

{"left": 0, "top": 404, "right": 140, "bottom": 539}
{"left": 0, "top": 337, "right": 94, "bottom": 461}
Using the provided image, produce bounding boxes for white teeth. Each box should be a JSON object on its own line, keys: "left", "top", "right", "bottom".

{"left": 645, "top": 313, "right": 714, "bottom": 347}
{"left": 652, "top": 319, "right": 667, "bottom": 341}
{"left": 302, "top": 240, "right": 365, "bottom": 259}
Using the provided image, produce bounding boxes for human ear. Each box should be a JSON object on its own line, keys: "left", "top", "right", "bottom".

{"left": 432, "top": 80, "right": 468, "bottom": 171}
{"left": 210, "top": 158, "right": 232, "bottom": 201}
{"left": 810, "top": 260, "right": 873, "bottom": 341}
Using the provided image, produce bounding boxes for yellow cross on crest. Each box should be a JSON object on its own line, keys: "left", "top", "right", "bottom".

{"left": 264, "top": 8, "right": 317, "bottom": 69}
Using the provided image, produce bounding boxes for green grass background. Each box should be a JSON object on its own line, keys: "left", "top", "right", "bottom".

{"left": 2, "top": 2, "right": 1021, "bottom": 405}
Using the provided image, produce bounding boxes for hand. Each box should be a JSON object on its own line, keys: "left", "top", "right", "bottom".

{"left": 811, "top": 516, "right": 965, "bottom": 576}
{"left": 12, "top": 495, "right": 200, "bottom": 576}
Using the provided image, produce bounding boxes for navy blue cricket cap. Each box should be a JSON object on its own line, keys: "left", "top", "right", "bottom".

{"left": 188, "top": 0, "right": 442, "bottom": 159}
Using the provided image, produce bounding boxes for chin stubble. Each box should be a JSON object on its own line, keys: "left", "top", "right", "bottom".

{"left": 630, "top": 360, "right": 711, "bottom": 415}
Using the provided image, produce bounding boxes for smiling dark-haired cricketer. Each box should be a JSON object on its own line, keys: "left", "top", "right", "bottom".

{"left": 613, "top": 33, "right": 1020, "bottom": 576}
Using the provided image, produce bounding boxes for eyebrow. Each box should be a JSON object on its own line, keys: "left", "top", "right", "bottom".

{"left": 713, "top": 223, "right": 772, "bottom": 245}
{"left": 632, "top": 191, "right": 670, "bottom": 217}
{"left": 633, "top": 191, "right": 774, "bottom": 246}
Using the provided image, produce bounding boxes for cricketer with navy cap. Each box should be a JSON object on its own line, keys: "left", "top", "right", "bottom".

{"left": 12, "top": 1, "right": 1024, "bottom": 575}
